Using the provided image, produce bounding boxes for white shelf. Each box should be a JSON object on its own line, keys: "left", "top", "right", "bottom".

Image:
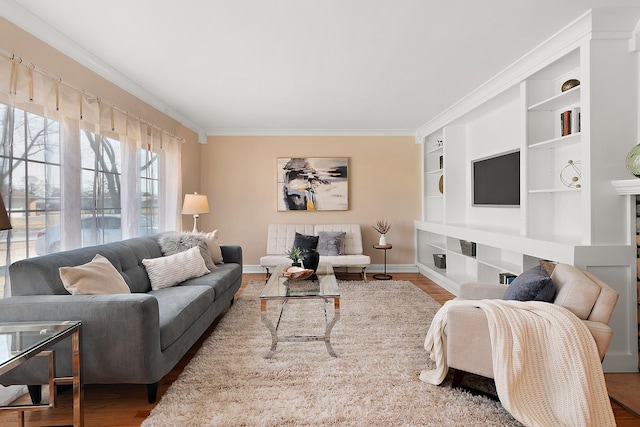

{"left": 529, "top": 133, "right": 581, "bottom": 149}
{"left": 478, "top": 258, "right": 521, "bottom": 274}
{"left": 528, "top": 187, "right": 581, "bottom": 194}
{"left": 426, "top": 145, "right": 443, "bottom": 154}
{"left": 528, "top": 85, "right": 580, "bottom": 111}
{"left": 415, "top": 8, "right": 639, "bottom": 373}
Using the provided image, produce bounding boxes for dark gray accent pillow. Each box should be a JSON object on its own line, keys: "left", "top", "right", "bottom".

{"left": 317, "top": 231, "right": 346, "bottom": 256}
{"left": 504, "top": 265, "right": 555, "bottom": 302}
{"left": 293, "top": 232, "right": 319, "bottom": 252}
{"left": 158, "top": 232, "right": 217, "bottom": 271}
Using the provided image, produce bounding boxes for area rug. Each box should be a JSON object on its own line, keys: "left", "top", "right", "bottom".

{"left": 143, "top": 280, "right": 520, "bottom": 426}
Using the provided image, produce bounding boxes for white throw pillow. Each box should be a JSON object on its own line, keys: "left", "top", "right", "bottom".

{"left": 59, "top": 254, "right": 131, "bottom": 295}
{"left": 142, "top": 246, "right": 210, "bottom": 290}
{"left": 200, "top": 230, "right": 224, "bottom": 264}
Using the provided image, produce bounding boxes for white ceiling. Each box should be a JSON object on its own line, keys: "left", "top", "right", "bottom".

{"left": 2, "top": 0, "right": 640, "bottom": 137}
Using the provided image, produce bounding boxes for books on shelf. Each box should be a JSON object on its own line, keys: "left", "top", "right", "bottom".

{"left": 560, "top": 107, "right": 581, "bottom": 136}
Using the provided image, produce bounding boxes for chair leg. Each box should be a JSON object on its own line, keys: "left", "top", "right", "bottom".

{"left": 147, "top": 382, "right": 158, "bottom": 403}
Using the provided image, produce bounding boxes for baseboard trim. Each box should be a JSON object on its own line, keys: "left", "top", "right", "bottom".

{"left": 243, "top": 264, "right": 418, "bottom": 274}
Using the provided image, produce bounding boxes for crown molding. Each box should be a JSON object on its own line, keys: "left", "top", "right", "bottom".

{"left": 0, "top": 0, "right": 205, "bottom": 136}
{"left": 205, "top": 128, "right": 416, "bottom": 137}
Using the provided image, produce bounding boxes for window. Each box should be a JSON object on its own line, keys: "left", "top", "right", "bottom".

{"left": 80, "top": 131, "right": 122, "bottom": 247}
{"left": 140, "top": 145, "right": 159, "bottom": 235}
{"left": 0, "top": 105, "right": 61, "bottom": 295}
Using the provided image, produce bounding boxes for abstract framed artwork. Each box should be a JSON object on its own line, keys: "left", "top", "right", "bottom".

{"left": 277, "top": 157, "right": 348, "bottom": 211}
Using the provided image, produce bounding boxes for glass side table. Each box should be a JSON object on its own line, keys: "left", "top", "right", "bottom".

{"left": 373, "top": 244, "right": 392, "bottom": 280}
{"left": 0, "top": 321, "right": 83, "bottom": 427}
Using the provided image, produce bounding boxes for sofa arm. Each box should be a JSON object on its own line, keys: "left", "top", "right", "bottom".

{"left": 459, "top": 282, "right": 508, "bottom": 300}
{"left": 582, "top": 319, "right": 613, "bottom": 361}
{"left": 0, "top": 294, "right": 163, "bottom": 384}
{"left": 221, "top": 245, "right": 242, "bottom": 266}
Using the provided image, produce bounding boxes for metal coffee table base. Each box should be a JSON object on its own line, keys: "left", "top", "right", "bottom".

{"left": 261, "top": 298, "right": 340, "bottom": 359}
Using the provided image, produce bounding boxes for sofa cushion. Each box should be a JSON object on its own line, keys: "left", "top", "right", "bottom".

{"left": 293, "top": 232, "right": 319, "bottom": 252}
{"left": 552, "top": 263, "right": 601, "bottom": 320}
{"left": 159, "top": 232, "right": 217, "bottom": 271}
{"left": 59, "top": 254, "right": 131, "bottom": 295}
{"left": 143, "top": 246, "right": 210, "bottom": 290}
{"left": 180, "top": 263, "right": 242, "bottom": 300}
{"left": 150, "top": 285, "right": 215, "bottom": 350}
{"left": 317, "top": 231, "right": 346, "bottom": 256}
{"left": 504, "top": 265, "right": 555, "bottom": 302}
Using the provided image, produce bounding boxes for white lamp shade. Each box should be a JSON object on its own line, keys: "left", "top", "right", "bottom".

{"left": 182, "top": 193, "right": 210, "bottom": 215}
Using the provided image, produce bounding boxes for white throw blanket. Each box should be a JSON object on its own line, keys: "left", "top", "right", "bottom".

{"left": 419, "top": 299, "right": 615, "bottom": 427}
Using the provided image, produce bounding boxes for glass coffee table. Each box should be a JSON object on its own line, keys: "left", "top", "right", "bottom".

{"left": 260, "top": 263, "right": 340, "bottom": 358}
{"left": 0, "top": 321, "right": 83, "bottom": 427}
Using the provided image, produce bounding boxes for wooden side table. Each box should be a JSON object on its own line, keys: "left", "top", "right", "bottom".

{"left": 373, "top": 244, "right": 392, "bottom": 280}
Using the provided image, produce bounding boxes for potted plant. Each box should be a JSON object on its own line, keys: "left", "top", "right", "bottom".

{"left": 372, "top": 219, "right": 391, "bottom": 245}
{"left": 285, "top": 246, "right": 304, "bottom": 267}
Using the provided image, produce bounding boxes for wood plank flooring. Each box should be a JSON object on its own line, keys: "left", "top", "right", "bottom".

{"left": 0, "top": 273, "right": 637, "bottom": 426}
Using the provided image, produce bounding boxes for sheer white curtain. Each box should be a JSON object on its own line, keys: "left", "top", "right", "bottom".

{"left": 0, "top": 53, "right": 183, "bottom": 404}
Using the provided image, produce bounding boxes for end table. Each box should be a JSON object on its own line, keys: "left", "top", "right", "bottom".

{"left": 373, "top": 244, "right": 392, "bottom": 280}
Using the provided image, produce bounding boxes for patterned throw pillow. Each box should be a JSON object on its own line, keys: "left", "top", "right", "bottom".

{"left": 159, "top": 232, "right": 217, "bottom": 271}
{"left": 142, "top": 246, "right": 210, "bottom": 290}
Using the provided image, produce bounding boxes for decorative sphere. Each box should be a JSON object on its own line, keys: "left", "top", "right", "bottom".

{"left": 625, "top": 143, "right": 640, "bottom": 178}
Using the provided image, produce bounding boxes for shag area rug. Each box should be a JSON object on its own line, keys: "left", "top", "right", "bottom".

{"left": 143, "top": 280, "right": 521, "bottom": 426}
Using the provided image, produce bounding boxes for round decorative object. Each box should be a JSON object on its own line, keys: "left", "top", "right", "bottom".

{"left": 379, "top": 234, "right": 387, "bottom": 246}
{"left": 438, "top": 175, "right": 443, "bottom": 194}
{"left": 560, "top": 160, "right": 582, "bottom": 188}
{"left": 626, "top": 143, "right": 640, "bottom": 177}
{"left": 561, "top": 79, "right": 580, "bottom": 92}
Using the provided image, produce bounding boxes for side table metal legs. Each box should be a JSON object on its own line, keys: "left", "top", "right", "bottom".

{"left": 373, "top": 247, "right": 392, "bottom": 280}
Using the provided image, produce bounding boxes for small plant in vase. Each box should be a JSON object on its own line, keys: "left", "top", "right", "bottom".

{"left": 285, "top": 246, "right": 304, "bottom": 267}
{"left": 372, "top": 219, "right": 391, "bottom": 246}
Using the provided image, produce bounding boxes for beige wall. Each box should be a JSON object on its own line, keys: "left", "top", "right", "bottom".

{"left": 2, "top": 19, "right": 422, "bottom": 270}
{"left": 196, "top": 136, "right": 421, "bottom": 268}
{"left": 0, "top": 17, "right": 201, "bottom": 197}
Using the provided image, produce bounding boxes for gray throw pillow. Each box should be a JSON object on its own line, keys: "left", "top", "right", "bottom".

{"left": 158, "top": 232, "right": 217, "bottom": 271}
{"left": 504, "top": 265, "right": 555, "bottom": 302}
{"left": 317, "top": 231, "right": 346, "bottom": 256}
{"left": 293, "top": 232, "right": 319, "bottom": 252}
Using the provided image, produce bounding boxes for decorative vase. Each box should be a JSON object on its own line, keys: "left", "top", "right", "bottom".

{"left": 626, "top": 143, "right": 640, "bottom": 177}
{"left": 379, "top": 234, "right": 387, "bottom": 246}
{"left": 302, "top": 249, "right": 320, "bottom": 272}
{"left": 291, "top": 262, "right": 302, "bottom": 267}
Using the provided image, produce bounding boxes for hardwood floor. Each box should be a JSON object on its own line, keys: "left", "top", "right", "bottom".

{"left": 1, "top": 273, "right": 638, "bottom": 426}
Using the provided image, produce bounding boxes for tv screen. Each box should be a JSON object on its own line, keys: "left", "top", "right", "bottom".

{"left": 472, "top": 151, "right": 520, "bottom": 206}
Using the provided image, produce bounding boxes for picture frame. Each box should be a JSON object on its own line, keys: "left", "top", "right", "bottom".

{"left": 276, "top": 157, "right": 348, "bottom": 211}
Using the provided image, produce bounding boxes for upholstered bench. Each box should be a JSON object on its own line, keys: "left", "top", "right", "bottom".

{"left": 260, "top": 224, "right": 371, "bottom": 279}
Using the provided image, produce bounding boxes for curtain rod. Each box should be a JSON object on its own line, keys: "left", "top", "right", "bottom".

{"left": 1, "top": 50, "right": 185, "bottom": 143}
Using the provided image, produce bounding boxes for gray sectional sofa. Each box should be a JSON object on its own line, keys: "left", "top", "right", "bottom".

{"left": 0, "top": 233, "right": 242, "bottom": 403}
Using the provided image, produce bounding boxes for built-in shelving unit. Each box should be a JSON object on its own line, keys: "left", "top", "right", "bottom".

{"left": 414, "top": 8, "right": 640, "bottom": 373}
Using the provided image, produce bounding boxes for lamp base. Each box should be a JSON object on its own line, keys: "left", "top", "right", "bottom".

{"left": 192, "top": 214, "right": 200, "bottom": 233}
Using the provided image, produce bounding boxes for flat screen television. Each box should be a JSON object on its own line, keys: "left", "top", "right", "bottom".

{"left": 472, "top": 151, "right": 520, "bottom": 207}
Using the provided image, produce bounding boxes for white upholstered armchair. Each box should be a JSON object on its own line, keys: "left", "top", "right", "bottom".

{"left": 445, "top": 263, "right": 619, "bottom": 388}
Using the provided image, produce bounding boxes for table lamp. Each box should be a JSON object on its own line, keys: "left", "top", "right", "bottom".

{"left": 182, "top": 192, "right": 209, "bottom": 233}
